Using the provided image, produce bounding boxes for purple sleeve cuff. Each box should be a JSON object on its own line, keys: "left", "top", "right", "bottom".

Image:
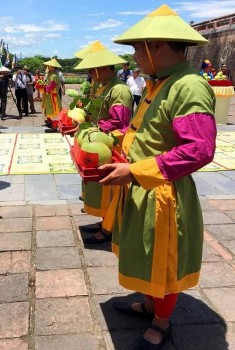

{"left": 98, "top": 105, "right": 132, "bottom": 133}
{"left": 156, "top": 113, "right": 217, "bottom": 181}
{"left": 45, "top": 81, "right": 57, "bottom": 93}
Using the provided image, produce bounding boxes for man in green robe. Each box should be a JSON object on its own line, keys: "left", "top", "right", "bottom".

{"left": 99, "top": 4, "right": 216, "bottom": 349}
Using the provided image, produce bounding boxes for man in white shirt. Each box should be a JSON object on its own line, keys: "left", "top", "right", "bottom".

{"left": 23, "top": 65, "right": 36, "bottom": 114}
{"left": 12, "top": 65, "right": 29, "bottom": 119}
{"left": 126, "top": 67, "right": 146, "bottom": 109}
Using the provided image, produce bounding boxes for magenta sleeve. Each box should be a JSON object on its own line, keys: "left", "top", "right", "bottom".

{"left": 98, "top": 105, "right": 132, "bottom": 133}
{"left": 156, "top": 113, "right": 217, "bottom": 180}
{"left": 45, "top": 80, "right": 57, "bottom": 93}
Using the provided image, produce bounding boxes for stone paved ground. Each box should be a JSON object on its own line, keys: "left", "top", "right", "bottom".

{"left": 0, "top": 86, "right": 234, "bottom": 349}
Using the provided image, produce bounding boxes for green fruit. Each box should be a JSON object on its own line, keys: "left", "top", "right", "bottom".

{"left": 86, "top": 130, "right": 114, "bottom": 150}
{"left": 66, "top": 89, "right": 79, "bottom": 98}
{"left": 75, "top": 129, "right": 89, "bottom": 145}
{"left": 221, "top": 75, "right": 227, "bottom": 80}
{"left": 67, "top": 108, "right": 86, "bottom": 122}
{"left": 81, "top": 141, "right": 112, "bottom": 167}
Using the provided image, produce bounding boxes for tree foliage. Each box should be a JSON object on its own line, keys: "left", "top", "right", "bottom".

{"left": 15, "top": 53, "right": 135, "bottom": 74}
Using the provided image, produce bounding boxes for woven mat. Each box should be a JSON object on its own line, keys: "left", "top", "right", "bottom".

{"left": 1, "top": 130, "right": 235, "bottom": 175}
{"left": 0, "top": 133, "right": 76, "bottom": 175}
{"left": 199, "top": 130, "right": 235, "bottom": 171}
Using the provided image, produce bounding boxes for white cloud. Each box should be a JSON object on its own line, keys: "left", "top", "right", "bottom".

{"left": 89, "top": 19, "right": 122, "bottom": 31}
{"left": 44, "top": 33, "right": 62, "bottom": 38}
{"left": 176, "top": 1, "right": 235, "bottom": 19}
{"left": 117, "top": 10, "right": 150, "bottom": 15}
{"left": 3, "top": 20, "right": 68, "bottom": 34}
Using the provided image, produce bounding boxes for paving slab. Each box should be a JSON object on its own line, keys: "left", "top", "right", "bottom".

{"left": 35, "top": 297, "right": 93, "bottom": 335}
{"left": 0, "top": 232, "right": 31, "bottom": 251}
{"left": 0, "top": 302, "right": 29, "bottom": 338}
{"left": 0, "top": 338, "right": 28, "bottom": 350}
{"left": 199, "top": 262, "right": 235, "bottom": 288}
{"left": 0, "top": 251, "right": 31, "bottom": 274}
{"left": 35, "top": 204, "right": 70, "bottom": 217}
{"left": 36, "top": 247, "right": 81, "bottom": 270}
{"left": 35, "top": 216, "right": 72, "bottom": 231}
{"left": 36, "top": 269, "right": 87, "bottom": 298}
{"left": 36, "top": 229, "right": 75, "bottom": 247}
{"left": 35, "top": 334, "right": 99, "bottom": 350}
{"left": 0, "top": 218, "right": 32, "bottom": 232}
{"left": 0, "top": 273, "right": 29, "bottom": 302}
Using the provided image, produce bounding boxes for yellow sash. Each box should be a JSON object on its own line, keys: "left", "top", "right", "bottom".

{"left": 122, "top": 78, "right": 169, "bottom": 156}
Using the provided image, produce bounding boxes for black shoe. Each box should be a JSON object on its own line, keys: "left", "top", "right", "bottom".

{"left": 112, "top": 302, "right": 154, "bottom": 319}
{"left": 81, "top": 208, "right": 85, "bottom": 213}
{"left": 44, "top": 128, "right": 58, "bottom": 133}
{"left": 79, "top": 196, "right": 84, "bottom": 201}
{"left": 83, "top": 230, "right": 112, "bottom": 244}
{"left": 80, "top": 222, "right": 102, "bottom": 233}
{"left": 131, "top": 323, "right": 172, "bottom": 350}
{"left": 1, "top": 115, "right": 7, "bottom": 120}
{"left": 17, "top": 115, "right": 22, "bottom": 120}
{"left": 25, "top": 114, "right": 29, "bottom": 116}
{"left": 30, "top": 110, "right": 37, "bottom": 114}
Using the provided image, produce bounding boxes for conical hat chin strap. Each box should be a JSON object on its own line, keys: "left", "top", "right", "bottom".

{"left": 95, "top": 68, "right": 99, "bottom": 80}
{"left": 144, "top": 41, "right": 155, "bottom": 73}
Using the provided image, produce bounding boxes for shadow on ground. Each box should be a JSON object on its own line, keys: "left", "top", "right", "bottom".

{"left": 99, "top": 292, "right": 228, "bottom": 350}
{"left": 0, "top": 181, "right": 11, "bottom": 190}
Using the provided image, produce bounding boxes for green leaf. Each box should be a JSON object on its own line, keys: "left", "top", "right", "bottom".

{"left": 92, "top": 97, "right": 104, "bottom": 107}
{"left": 109, "top": 133, "right": 120, "bottom": 146}
{"left": 79, "top": 97, "right": 90, "bottom": 106}
{"left": 79, "top": 122, "right": 92, "bottom": 130}
{"left": 69, "top": 100, "right": 78, "bottom": 110}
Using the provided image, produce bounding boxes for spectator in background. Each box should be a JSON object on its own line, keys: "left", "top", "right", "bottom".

{"left": 199, "top": 59, "right": 214, "bottom": 79}
{"left": 117, "top": 62, "right": 132, "bottom": 83}
{"left": 56, "top": 68, "right": 65, "bottom": 100}
{"left": 220, "top": 64, "right": 234, "bottom": 84}
{"left": 12, "top": 65, "right": 29, "bottom": 119}
{"left": 0, "top": 66, "right": 11, "bottom": 120}
{"left": 23, "top": 65, "right": 36, "bottom": 114}
{"left": 34, "top": 69, "right": 44, "bottom": 102}
{"left": 126, "top": 67, "right": 146, "bottom": 109}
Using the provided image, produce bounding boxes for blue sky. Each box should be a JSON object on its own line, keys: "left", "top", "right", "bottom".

{"left": 1, "top": 0, "right": 235, "bottom": 59}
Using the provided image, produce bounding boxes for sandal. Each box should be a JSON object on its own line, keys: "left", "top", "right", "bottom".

{"left": 131, "top": 323, "right": 172, "bottom": 350}
{"left": 112, "top": 301, "right": 154, "bottom": 319}
{"left": 83, "top": 230, "right": 112, "bottom": 244}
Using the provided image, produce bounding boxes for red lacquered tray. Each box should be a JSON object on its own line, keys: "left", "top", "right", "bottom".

{"left": 208, "top": 80, "right": 233, "bottom": 87}
{"left": 70, "top": 143, "right": 128, "bottom": 183}
{"left": 57, "top": 120, "right": 76, "bottom": 133}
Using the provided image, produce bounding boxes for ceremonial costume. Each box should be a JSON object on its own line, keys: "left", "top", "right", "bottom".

{"left": 112, "top": 62, "right": 216, "bottom": 298}
{"left": 42, "top": 58, "right": 62, "bottom": 121}
{"left": 103, "top": 5, "right": 217, "bottom": 348}
{"left": 75, "top": 41, "right": 133, "bottom": 232}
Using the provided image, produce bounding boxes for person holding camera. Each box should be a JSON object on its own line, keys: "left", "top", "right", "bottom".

{"left": 23, "top": 65, "right": 36, "bottom": 114}
{"left": 12, "top": 65, "right": 29, "bottom": 119}
{"left": 0, "top": 66, "right": 11, "bottom": 120}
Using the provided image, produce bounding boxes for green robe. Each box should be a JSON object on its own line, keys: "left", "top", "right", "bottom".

{"left": 112, "top": 61, "right": 215, "bottom": 298}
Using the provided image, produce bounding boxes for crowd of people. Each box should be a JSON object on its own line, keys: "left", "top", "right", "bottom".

{"left": 0, "top": 61, "right": 65, "bottom": 122}
{"left": 0, "top": 4, "right": 229, "bottom": 348}
{"left": 199, "top": 59, "right": 233, "bottom": 83}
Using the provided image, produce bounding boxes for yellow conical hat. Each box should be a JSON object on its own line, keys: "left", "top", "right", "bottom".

{"left": 114, "top": 4, "right": 208, "bottom": 46}
{"left": 43, "top": 58, "right": 62, "bottom": 68}
{"left": 74, "top": 40, "right": 126, "bottom": 70}
{"left": 74, "top": 41, "right": 98, "bottom": 59}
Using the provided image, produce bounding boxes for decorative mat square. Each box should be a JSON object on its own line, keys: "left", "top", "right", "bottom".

{"left": 0, "top": 133, "right": 77, "bottom": 175}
